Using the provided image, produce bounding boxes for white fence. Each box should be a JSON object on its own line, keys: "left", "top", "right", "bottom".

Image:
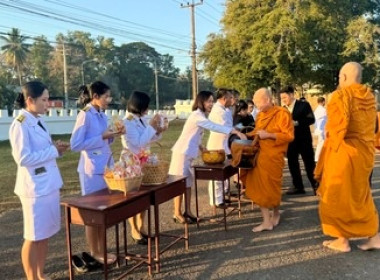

{"left": 0, "top": 99, "right": 195, "bottom": 141}
{"left": 0, "top": 108, "right": 177, "bottom": 141}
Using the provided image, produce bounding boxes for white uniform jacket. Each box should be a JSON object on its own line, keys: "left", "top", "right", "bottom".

{"left": 70, "top": 104, "right": 113, "bottom": 174}
{"left": 121, "top": 113, "right": 161, "bottom": 155}
{"left": 207, "top": 101, "right": 233, "bottom": 153}
{"left": 9, "top": 109, "right": 63, "bottom": 198}
{"left": 171, "top": 109, "right": 232, "bottom": 159}
{"left": 313, "top": 105, "right": 327, "bottom": 138}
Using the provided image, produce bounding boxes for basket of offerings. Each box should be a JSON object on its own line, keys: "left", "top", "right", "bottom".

{"left": 139, "top": 143, "right": 169, "bottom": 185}
{"left": 104, "top": 150, "right": 142, "bottom": 195}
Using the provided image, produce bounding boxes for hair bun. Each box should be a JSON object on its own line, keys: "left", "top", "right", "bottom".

{"left": 14, "top": 92, "right": 25, "bottom": 109}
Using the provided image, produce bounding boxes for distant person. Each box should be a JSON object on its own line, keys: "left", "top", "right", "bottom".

{"left": 233, "top": 99, "right": 255, "bottom": 128}
{"left": 313, "top": 97, "right": 327, "bottom": 162}
{"left": 247, "top": 99, "right": 259, "bottom": 121}
{"left": 9, "top": 81, "right": 69, "bottom": 280}
{"left": 241, "top": 88, "right": 294, "bottom": 232}
{"left": 314, "top": 62, "right": 380, "bottom": 252}
{"left": 280, "top": 86, "right": 318, "bottom": 195}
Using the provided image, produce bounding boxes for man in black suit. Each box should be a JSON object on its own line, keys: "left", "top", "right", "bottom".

{"left": 280, "top": 86, "right": 318, "bottom": 195}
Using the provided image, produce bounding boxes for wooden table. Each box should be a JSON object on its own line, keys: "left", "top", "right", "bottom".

{"left": 140, "top": 175, "right": 189, "bottom": 272}
{"left": 193, "top": 161, "right": 241, "bottom": 231}
{"left": 61, "top": 189, "right": 152, "bottom": 280}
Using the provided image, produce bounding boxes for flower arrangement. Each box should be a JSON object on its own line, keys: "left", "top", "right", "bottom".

{"left": 137, "top": 148, "right": 159, "bottom": 165}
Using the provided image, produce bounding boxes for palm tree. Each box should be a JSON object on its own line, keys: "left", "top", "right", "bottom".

{"left": 0, "top": 28, "right": 30, "bottom": 86}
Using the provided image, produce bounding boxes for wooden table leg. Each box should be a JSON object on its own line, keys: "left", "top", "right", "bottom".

{"left": 147, "top": 207, "right": 152, "bottom": 275}
{"left": 115, "top": 224, "right": 120, "bottom": 267}
{"left": 64, "top": 206, "right": 74, "bottom": 280}
{"left": 222, "top": 181, "right": 227, "bottom": 231}
{"left": 194, "top": 173, "right": 200, "bottom": 228}
{"left": 154, "top": 203, "right": 160, "bottom": 273}
{"left": 123, "top": 220, "right": 127, "bottom": 266}
{"left": 103, "top": 226, "right": 108, "bottom": 280}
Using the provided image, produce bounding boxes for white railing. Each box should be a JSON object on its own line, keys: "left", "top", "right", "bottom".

{"left": 0, "top": 108, "right": 177, "bottom": 141}
{"left": 0, "top": 99, "right": 194, "bottom": 141}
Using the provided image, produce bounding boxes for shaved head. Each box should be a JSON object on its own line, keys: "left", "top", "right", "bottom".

{"left": 339, "top": 62, "right": 363, "bottom": 88}
{"left": 253, "top": 88, "right": 273, "bottom": 112}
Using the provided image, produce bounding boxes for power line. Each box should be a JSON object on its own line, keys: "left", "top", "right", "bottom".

{"left": 0, "top": 1, "right": 191, "bottom": 52}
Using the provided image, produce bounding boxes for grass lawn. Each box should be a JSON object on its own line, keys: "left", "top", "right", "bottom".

{"left": 0, "top": 119, "right": 209, "bottom": 213}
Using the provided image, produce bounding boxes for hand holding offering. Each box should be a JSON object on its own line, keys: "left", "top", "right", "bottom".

{"left": 110, "top": 115, "right": 126, "bottom": 134}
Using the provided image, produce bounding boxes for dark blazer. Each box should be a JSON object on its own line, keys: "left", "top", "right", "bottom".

{"left": 290, "top": 99, "right": 315, "bottom": 143}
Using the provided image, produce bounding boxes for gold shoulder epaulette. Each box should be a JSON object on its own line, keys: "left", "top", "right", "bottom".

{"left": 16, "top": 115, "right": 25, "bottom": 123}
{"left": 126, "top": 114, "right": 134, "bottom": 121}
{"left": 82, "top": 106, "right": 90, "bottom": 112}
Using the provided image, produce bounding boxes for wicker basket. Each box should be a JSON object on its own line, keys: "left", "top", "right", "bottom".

{"left": 141, "top": 160, "right": 169, "bottom": 185}
{"left": 104, "top": 175, "right": 143, "bottom": 195}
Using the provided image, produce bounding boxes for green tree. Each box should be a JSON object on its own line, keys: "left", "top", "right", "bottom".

{"left": 199, "top": 0, "right": 380, "bottom": 97}
{"left": 0, "top": 28, "right": 30, "bottom": 86}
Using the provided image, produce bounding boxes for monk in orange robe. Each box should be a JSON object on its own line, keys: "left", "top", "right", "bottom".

{"left": 242, "top": 88, "right": 294, "bottom": 232}
{"left": 315, "top": 62, "right": 380, "bottom": 252}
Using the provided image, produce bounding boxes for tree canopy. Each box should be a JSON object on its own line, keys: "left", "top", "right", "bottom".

{"left": 199, "top": 0, "right": 380, "bottom": 97}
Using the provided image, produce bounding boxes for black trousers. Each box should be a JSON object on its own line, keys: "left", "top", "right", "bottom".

{"left": 287, "top": 140, "right": 317, "bottom": 190}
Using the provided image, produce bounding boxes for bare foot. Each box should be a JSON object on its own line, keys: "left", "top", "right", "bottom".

{"left": 322, "top": 239, "right": 351, "bottom": 253}
{"left": 93, "top": 253, "right": 117, "bottom": 265}
{"left": 358, "top": 234, "right": 380, "bottom": 251}
{"left": 271, "top": 212, "right": 280, "bottom": 227}
{"left": 252, "top": 223, "right": 273, "bottom": 232}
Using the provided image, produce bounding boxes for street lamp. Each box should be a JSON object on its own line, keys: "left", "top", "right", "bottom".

{"left": 81, "top": 58, "right": 98, "bottom": 85}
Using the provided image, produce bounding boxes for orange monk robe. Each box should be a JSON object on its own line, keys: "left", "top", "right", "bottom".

{"left": 315, "top": 83, "right": 379, "bottom": 238}
{"left": 242, "top": 106, "right": 294, "bottom": 208}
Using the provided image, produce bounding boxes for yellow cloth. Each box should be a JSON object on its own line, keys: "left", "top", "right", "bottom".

{"left": 374, "top": 112, "right": 380, "bottom": 150}
{"left": 315, "top": 83, "right": 379, "bottom": 238}
{"left": 242, "top": 106, "right": 294, "bottom": 208}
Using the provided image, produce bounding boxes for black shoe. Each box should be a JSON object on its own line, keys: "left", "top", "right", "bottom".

{"left": 81, "top": 252, "right": 100, "bottom": 269}
{"left": 140, "top": 232, "right": 149, "bottom": 239}
{"left": 286, "top": 188, "right": 306, "bottom": 195}
{"left": 72, "top": 255, "right": 88, "bottom": 274}
{"left": 183, "top": 212, "right": 197, "bottom": 224}
{"left": 132, "top": 236, "right": 148, "bottom": 245}
{"left": 215, "top": 203, "right": 228, "bottom": 209}
{"left": 224, "top": 198, "right": 232, "bottom": 204}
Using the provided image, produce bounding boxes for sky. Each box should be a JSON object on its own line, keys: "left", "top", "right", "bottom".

{"left": 0, "top": 0, "right": 226, "bottom": 71}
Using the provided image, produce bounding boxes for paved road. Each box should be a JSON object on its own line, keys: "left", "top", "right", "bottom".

{"left": 1, "top": 157, "right": 380, "bottom": 280}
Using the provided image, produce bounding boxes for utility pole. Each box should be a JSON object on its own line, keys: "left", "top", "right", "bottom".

{"left": 181, "top": 0, "right": 203, "bottom": 100}
{"left": 154, "top": 62, "right": 159, "bottom": 110}
{"left": 62, "top": 42, "right": 69, "bottom": 109}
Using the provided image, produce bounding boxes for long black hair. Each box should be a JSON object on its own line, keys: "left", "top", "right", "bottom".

{"left": 127, "top": 91, "right": 150, "bottom": 115}
{"left": 192, "top": 91, "right": 213, "bottom": 112}
{"left": 14, "top": 81, "right": 47, "bottom": 109}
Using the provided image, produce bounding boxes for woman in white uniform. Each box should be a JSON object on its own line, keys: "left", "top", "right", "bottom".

{"left": 169, "top": 91, "right": 246, "bottom": 223}
{"left": 70, "top": 81, "right": 124, "bottom": 265}
{"left": 121, "top": 91, "right": 165, "bottom": 244}
{"left": 9, "top": 81, "right": 69, "bottom": 280}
